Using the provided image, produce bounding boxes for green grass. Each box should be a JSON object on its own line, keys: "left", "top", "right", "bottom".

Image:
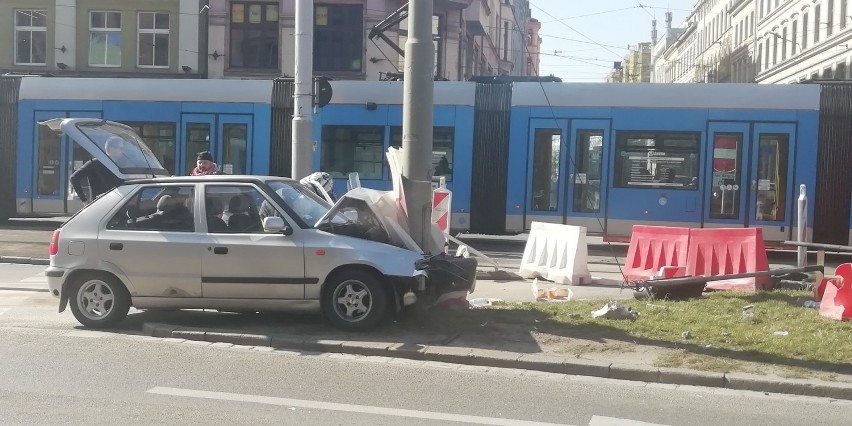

{"left": 417, "top": 290, "right": 852, "bottom": 375}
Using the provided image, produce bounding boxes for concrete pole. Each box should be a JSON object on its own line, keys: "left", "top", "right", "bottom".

{"left": 292, "top": 0, "right": 314, "bottom": 179}
{"left": 402, "top": 0, "right": 435, "bottom": 251}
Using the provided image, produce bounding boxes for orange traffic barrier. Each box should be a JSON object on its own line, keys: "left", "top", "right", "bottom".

{"left": 686, "top": 228, "right": 772, "bottom": 291}
{"left": 624, "top": 225, "right": 690, "bottom": 282}
{"left": 819, "top": 263, "right": 852, "bottom": 321}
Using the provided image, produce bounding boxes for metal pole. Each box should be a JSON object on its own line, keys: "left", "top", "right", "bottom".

{"left": 402, "top": 0, "right": 435, "bottom": 252}
{"left": 797, "top": 184, "right": 808, "bottom": 267}
{"left": 292, "top": 0, "right": 314, "bottom": 180}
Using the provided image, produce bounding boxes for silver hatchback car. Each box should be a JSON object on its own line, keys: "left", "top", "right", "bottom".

{"left": 43, "top": 119, "right": 476, "bottom": 331}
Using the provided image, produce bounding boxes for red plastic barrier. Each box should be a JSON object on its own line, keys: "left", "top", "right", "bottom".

{"left": 624, "top": 225, "right": 690, "bottom": 282}
{"left": 819, "top": 263, "right": 852, "bottom": 321}
{"left": 686, "top": 228, "right": 771, "bottom": 291}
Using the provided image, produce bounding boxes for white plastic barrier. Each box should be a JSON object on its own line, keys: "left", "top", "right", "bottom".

{"left": 518, "top": 222, "right": 591, "bottom": 285}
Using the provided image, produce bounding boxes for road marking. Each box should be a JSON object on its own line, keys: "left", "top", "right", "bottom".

{"left": 589, "top": 416, "right": 668, "bottom": 426}
{"left": 21, "top": 274, "right": 47, "bottom": 283}
{"left": 146, "top": 386, "right": 572, "bottom": 426}
{"left": 63, "top": 330, "right": 110, "bottom": 338}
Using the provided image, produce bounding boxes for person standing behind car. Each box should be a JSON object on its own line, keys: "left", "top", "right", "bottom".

{"left": 69, "top": 137, "right": 127, "bottom": 203}
{"left": 190, "top": 151, "right": 223, "bottom": 176}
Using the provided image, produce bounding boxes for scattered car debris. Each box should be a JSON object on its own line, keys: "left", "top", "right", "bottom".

{"left": 468, "top": 298, "right": 503, "bottom": 308}
{"left": 531, "top": 278, "right": 573, "bottom": 301}
{"left": 681, "top": 331, "right": 691, "bottom": 340}
{"left": 742, "top": 305, "right": 755, "bottom": 319}
{"left": 591, "top": 301, "right": 639, "bottom": 320}
{"left": 773, "top": 331, "right": 789, "bottom": 336}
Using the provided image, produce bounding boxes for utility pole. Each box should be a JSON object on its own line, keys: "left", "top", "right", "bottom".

{"left": 401, "top": 0, "right": 436, "bottom": 252}
{"left": 292, "top": 0, "right": 314, "bottom": 179}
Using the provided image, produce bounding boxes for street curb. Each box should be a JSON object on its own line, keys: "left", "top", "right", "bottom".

{"left": 141, "top": 321, "right": 852, "bottom": 401}
{"left": 0, "top": 256, "right": 49, "bottom": 266}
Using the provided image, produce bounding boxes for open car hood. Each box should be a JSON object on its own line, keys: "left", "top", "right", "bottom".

{"left": 40, "top": 118, "right": 169, "bottom": 180}
{"left": 315, "top": 187, "right": 423, "bottom": 253}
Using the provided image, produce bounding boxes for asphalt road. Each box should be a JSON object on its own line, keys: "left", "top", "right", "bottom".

{"left": 3, "top": 263, "right": 852, "bottom": 425}
{"left": 3, "top": 324, "right": 852, "bottom": 425}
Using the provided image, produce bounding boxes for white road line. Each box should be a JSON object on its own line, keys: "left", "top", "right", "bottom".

{"left": 146, "top": 386, "right": 573, "bottom": 426}
{"left": 589, "top": 416, "right": 669, "bottom": 426}
{"left": 21, "top": 275, "right": 47, "bottom": 283}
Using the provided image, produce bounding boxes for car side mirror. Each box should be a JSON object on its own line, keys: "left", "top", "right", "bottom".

{"left": 262, "top": 217, "right": 293, "bottom": 236}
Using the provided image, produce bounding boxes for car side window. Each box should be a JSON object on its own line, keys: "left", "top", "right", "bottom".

{"left": 205, "top": 185, "right": 285, "bottom": 234}
{"left": 107, "top": 185, "right": 196, "bottom": 232}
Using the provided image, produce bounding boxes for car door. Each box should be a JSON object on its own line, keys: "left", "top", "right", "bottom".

{"left": 98, "top": 184, "right": 202, "bottom": 298}
{"left": 199, "top": 183, "right": 306, "bottom": 299}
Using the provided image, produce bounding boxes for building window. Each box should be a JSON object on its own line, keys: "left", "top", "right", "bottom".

{"left": 772, "top": 34, "right": 778, "bottom": 65}
{"left": 814, "top": 5, "right": 821, "bottom": 43}
{"left": 823, "top": 67, "right": 834, "bottom": 79}
{"left": 828, "top": 0, "right": 834, "bottom": 36}
{"left": 14, "top": 10, "right": 47, "bottom": 65}
{"left": 802, "top": 13, "right": 809, "bottom": 49}
{"left": 126, "top": 122, "right": 176, "bottom": 175}
{"left": 314, "top": 4, "right": 363, "bottom": 73}
{"left": 837, "top": 62, "right": 847, "bottom": 79}
{"left": 781, "top": 27, "right": 787, "bottom": 61}
{"left": 89, "top": 11, "right": 122, "bottom": 67}
{"left": 614, "top": 132, "right": 699, "bottom": 190}
{"left": 390, "top": 127, "right": 454, "bottom": 181}
{"left": 230, "top": 2, "right": 279, "bottom": 69}
{"left": 137, "top": 12, "right": 170, "bottom": 68}
{"left": 321, "top": 126, "right": 384, "bottom": 180}
{"left": 842, "top": 0, "right": 848, "bottom": 29}
{"left": 792, "top": 20, "right": 798, "bottom": 55}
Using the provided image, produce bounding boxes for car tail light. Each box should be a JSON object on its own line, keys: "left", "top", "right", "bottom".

{"left": 49, "top": 229, "right": 60, "bottom": 256}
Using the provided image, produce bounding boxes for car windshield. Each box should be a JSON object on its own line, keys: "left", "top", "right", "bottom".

{"left": 265, "top": 180, "right": 331, "bottom": 227}
{"left": 76, "top": 122, "right": 167, "bottom": 174}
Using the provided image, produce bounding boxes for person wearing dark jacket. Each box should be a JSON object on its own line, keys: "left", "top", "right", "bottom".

{"left": 69, "top": 138, "right": 128, "bottom": 203}
{"left": 190, "top": 151, "right": 223, "bottom": 176}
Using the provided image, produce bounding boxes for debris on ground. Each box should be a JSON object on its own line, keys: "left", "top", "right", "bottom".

{"left": 531, "top": 278, "right": 573, "bottom": 302}
{"left": 773, "top": 331, "right": 789, "bottom": 336}
{"left": 468, "top": 298, "right": 504, "bottom": 308}
{"left": 801, "top": 299, "right": 821, "bottom": 309}
{"left": 681, "top": 331, "right": 691, "bottom": 340}
{"left": 591, "top": 301, "right": 640, "bottom": 320}
{"left": 742, "top": 305, "right": 755, "bottom": 319}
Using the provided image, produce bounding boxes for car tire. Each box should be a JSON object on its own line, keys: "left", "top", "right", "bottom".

{"left": 322, "top": 270, "right": 388, "bottom": 332}
{"left": 68, "top": 273, "right": 131, "bottom": 328}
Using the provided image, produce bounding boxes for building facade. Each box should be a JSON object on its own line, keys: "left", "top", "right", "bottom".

{"left": 2, "top": 0, "right": 537, "bottom": 81}
{"left": 608, "top": 42, "right": 652, "bottom": 82}
{"left": 653, "top": 0, "right": 852, "bottom": 84}
{"left": 526, "top": 17, "right": 541, "bottom": 76}
{"left": 1, "top": 0, "right": 203, "bottom": 77}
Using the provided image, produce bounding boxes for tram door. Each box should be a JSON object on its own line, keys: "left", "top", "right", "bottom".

{"left": 705, "top": 122, "right": 797, "bottom": 241}
{"left": 526, "top": 118, "right": 611, "bottom": 232}
{"left": 564, "top": 120, "right": 611, "bottom": 233}
{"left": 32, "top": 111, "right": 101, "bottom": 215}
{"left": 180, "top": 114, "right": 252, "bottom": 176}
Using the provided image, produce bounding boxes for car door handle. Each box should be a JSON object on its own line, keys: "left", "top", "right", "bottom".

{"left": 109, "top": 243, "right": 123, "bottom": 251}
{"left": 213, "top": 247, "right": 228, "bottom": 255}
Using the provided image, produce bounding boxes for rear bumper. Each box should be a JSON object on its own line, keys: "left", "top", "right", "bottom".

{"left": 44, "top": 266, "right": 67, "bottom": 298}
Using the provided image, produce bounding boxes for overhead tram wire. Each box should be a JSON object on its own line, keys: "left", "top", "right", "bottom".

{"left": 511, "top": 4, "right": 629, "bottom": 284}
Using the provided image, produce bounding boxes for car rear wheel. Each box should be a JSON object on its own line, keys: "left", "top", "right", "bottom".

{"left": 322, "top": 270, "right": 388, "bottom": 332}
{"left": 69, "top": 273, "right": 131, "bottom": 328}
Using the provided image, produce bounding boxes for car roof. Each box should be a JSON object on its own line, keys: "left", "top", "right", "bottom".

{"left": 126, "top": 175, "right": 299, "bottom": 185}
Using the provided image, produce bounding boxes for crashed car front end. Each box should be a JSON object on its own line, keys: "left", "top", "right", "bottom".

{"left": 314, "top": 187, "right": 478, "bottom": 309}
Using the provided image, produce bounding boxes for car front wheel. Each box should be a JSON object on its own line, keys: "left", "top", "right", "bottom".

{"left": 69, "top": 273, "right": 131, "bottom": 328}
{"left": 322, "top": 270, "right": 388, "bottom": 332}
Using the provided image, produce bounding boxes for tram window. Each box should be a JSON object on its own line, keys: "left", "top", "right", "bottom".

{"left": 573, "top": 130, "right": 603, "bottom": 213}
{"left": 709, "top": 133, "right": 743, "bottom": 219}
{"left": 37, "top": 124, "right": 62, "bottom": 196}
{"left": 126, "top": 122, "right": 176, "bottom": 176}
{"left": 321, "top": 126, "right": 384, "bottom": 180}
{"left": 615, "top": 131, "right": 699, "bottom": 190}
{"left": 531, "top": 129, "right": 561, "bottom": 211}
{"left": 755, "top": 134, "right": 789, "bottom": 222}
{"left": 390, "top": 127, "right": 454, "bottom": 182}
